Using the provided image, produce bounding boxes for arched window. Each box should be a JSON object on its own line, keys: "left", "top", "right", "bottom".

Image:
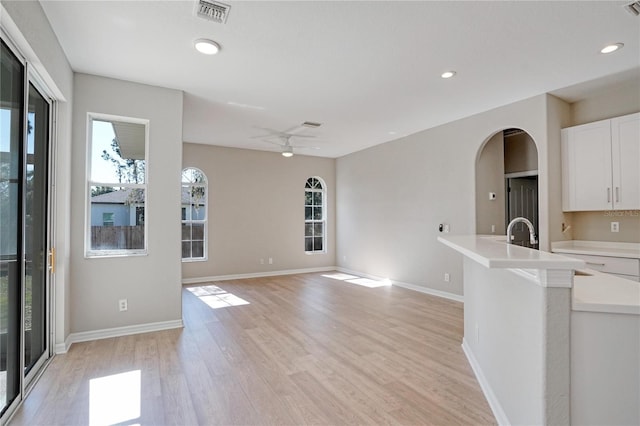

{"left": 304, "top": 177, "right": 326, "bottom": 253}
{"left": 181, "top": 168, "right": 207, "bottom": 261}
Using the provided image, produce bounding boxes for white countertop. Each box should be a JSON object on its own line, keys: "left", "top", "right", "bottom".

{"left": 573, "top": 269, "right": 640, "bottom": 315}
{"left": 552, "top": 240, "right": 640, "bottom": 259}
{"left": 438, "top": 235, "right": 585, "bottom": 269}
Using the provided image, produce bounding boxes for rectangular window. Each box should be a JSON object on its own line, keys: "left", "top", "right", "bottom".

{"left": 86, "top": 114, "right": 148, "bottom": 256}
{"left": 181, "top": 168, "right": 207, "bottom": 261}
{"left": 102, "top": 212, "right": 114, "bottom": 227}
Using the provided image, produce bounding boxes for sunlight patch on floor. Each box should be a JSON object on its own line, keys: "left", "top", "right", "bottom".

{"left": 322, "top": 273, "right": 392, "bottom": 288}
{"left": 186, "top": 285, "right": 250, "bottom": 309}
{"left": 89, "top": 370, "right": 141, "bottom": 426}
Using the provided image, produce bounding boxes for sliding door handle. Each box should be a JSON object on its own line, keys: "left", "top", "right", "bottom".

{"left": 607, "top": 188, "right": 611, "bottom": 203}
{"left": 615, "top": 187, "right": 620, "bottom": 203}
{"left": 48, "top": 248, "right": 55, "bottom": 273}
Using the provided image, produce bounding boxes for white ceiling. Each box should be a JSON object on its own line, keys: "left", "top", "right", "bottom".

{"left": 40, "top": 0, "right": 640, "bottom": 158}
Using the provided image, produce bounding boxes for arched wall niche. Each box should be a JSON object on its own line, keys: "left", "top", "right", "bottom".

{"left": 475, "top": 128, "right": 539, "bottom": 244}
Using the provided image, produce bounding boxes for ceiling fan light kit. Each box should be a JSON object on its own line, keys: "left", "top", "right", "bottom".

{"left": 282, "top": 145, "right": 294, "bottom": 157}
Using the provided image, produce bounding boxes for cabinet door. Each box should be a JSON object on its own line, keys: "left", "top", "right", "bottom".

{"left": 562, "top": 120, "right": 612, "bottom": 211}
{"left": 611, "top": 112, "right": 640, "bottom": 210}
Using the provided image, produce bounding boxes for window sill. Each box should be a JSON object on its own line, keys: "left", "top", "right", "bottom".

{"left": 85, "top": 250, "right": 148, "bottom": 259}
{"left": 182, "top": 257, "right": 208, "bottom": 263}
{"left": 305, "top": 251, "right": 327, "bottom": 255}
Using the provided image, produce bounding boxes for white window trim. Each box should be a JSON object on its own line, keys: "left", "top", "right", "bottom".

{"left": 85, "top": 113, "right": 149, "bottom": 258}
{"left": 181, "top": 168, "right": 208, "bottom": 262}
{"left": 305, "top": 176, "right": 327, "bottom": 255}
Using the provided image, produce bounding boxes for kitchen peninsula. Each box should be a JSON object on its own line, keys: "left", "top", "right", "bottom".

{"left": 439, "top": 235, "right": 640, "bottom": 426}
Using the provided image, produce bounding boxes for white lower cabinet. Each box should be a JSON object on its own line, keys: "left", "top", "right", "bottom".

{"left": 563, "top": 252, "right": 640, "bottom": 281}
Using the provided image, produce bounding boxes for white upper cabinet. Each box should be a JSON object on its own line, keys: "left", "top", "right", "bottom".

{"left": 562, "top": 112, "right": 640, "bottom": 211}
{"left": 611, "top": 113, "right": 640, "bottom": 210}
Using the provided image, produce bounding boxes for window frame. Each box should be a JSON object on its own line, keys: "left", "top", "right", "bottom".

{"left": 85, "top": 113, "right": 149, "bottom": 258}
{"left": 304, "top": 176, "right": 327, "bottom": 254}
{"left": 181, "top": 167, "right": 208, "bottom": 262}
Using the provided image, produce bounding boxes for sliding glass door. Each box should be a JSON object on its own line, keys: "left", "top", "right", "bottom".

{"left": 0, "top": 37, "right": 53, "bottom": 419}
{"left": 0, "top": 37, "right": 24, "bottom": 417}
{"left": 24, "top": 82, "right": 50, "bottom": 379}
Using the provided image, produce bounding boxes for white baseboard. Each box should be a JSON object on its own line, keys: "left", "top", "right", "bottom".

{"left": 392, "top": 279, "right": 464, "bottom": 303}
{"left": 336, "top": 267, "right": 464, "bottom": 303}
{"left": 181, "top": 266, "right": 337, "bottom": 285}
{"left": 57, "top": 319, "right": 184, "bottom": 354}
{"left": 54, "top": 335, "right": 73, "bottom": 354}
{"left": 462, "top": 338, "right": 509, "bottom": 426}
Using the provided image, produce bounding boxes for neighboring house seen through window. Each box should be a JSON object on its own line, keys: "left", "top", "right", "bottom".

{"left": 87, "top": 114, "right": 148, "bottom": 256}
{"left": 305, "top": 177, "right": 326, "bottom": 253}
{"left": 182, "top": 167, "right": 207, "bottom": 261}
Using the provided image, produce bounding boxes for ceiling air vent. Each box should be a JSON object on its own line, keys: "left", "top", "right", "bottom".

{"left": 625, "top": 1, "right": 640, "bottom": 16}
{"left": 195, "top": 0, "right": 231, "bottom": 24}
{"left": 302, "top": 121, "right": 322, "bottom": 128}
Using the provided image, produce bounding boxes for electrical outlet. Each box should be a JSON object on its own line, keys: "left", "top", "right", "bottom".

{"left": 443, "top": 224, "right": 450, "bottom": 233}
{"left": 444, "top": 273, "right": 450, "bottom": 282}
{"left": 119, "top": 299, "right": 128, "bottom": 312}
{"left": 268, "top": 257, "right": 273, "bottom": 264}
{"left": 260, "top": 258, "right": 264, "bottom": 265}
{"left": 491, "top": 225, "right": 495, "bottom": 233}
{"left": 611, "top": 222, "right": 619, "bottom": 233}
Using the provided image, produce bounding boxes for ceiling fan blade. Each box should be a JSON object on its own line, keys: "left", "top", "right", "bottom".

{"left": 291, "top": 145, "right": 321, "bottom": 150}
{"left": 251, "top": 126, "right": 317, "bottom": 139}
{"left": 250, "top": 126, "right": 288, "bottom": 138}
{"left": 288, "top": 134, "right": 316, "bottom": 139}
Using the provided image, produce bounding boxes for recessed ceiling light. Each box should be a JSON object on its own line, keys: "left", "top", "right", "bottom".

{"left": 600, "top": 43, "right": 624, "bottom": 54}
{"left": 441, "top": 71, "right": 456, "bottom": 79}
{"left": 388, "top": 131, "right": 397, "bottom": 135}
{"left": 194, "top": 38, "right": 220, "bottom": 55}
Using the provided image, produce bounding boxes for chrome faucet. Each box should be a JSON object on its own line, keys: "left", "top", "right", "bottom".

{"left": 506, "top": 217, "right": 537, "bottom": 246}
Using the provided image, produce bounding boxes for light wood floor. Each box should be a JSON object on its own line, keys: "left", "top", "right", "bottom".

{"left": 10, "top": 272, "right": 495, "bottom": 425}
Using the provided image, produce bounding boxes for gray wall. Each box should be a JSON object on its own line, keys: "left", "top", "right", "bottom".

{"left": 336, "top": 94, "right": 566, "bottom": 297}
{"left": 182, "top": 143, "right": 336, "bottom": 279}
{"left": 71, "top": 74, "right": 183, "bottom": 333}
{"left": 570, "top": 77, "right": 640, "bottom": 126}
{"left": 476, "top": 132, "right": 505, "bottom": 235}
{"left": 504, "top": 132, "right": 538, "bottom": 174}
{"left": 2, "top": 0, "right": 74, "bottom": 348}
{"left": 571, "top": 211, "right": 640, "bottom": 243}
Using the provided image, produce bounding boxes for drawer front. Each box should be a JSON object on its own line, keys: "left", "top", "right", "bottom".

{"left": 562, "top": 253, "right": 640, "bottom": 276}
{"left": 609, "top": 273, "right": 640, "bottom": 282}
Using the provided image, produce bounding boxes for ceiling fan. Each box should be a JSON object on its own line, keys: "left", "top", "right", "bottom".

{"left": 261, "top": 134, "right": 320, "bottom": 157}
{"left": 252, "top": 125, "right": 321, "bottom": 157}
